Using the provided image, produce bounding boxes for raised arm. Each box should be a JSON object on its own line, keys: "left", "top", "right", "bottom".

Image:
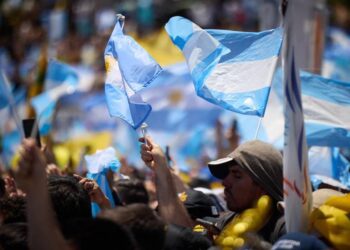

{"left": 15, "top": 139, "right": 70, "bottom": 250}
{"left": 139, "top": 137, "right": 193, "bottom": 228}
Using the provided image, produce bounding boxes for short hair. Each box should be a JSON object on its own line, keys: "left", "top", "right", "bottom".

{"left": 115, "top": 179, "right": 149, "bottom": 205}
{"left": 61, "top": 218, "right": 137, "bottom": 250}
{"left": 0, "top": 223, "right": 28, "bottom": 250}
{"left": 99, "top": 204, "right": 166, "bottom": 250}
{"left": 0, "top": 196, "right": 26, "bottom": 224}
{"left": 48, "top": 175, "right": 91, "bottom": 223}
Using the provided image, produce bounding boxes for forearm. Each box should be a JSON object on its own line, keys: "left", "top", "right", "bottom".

{"left": 155, "top": 165, "right": 193, "bottom": 228}
{"left": 27, "top": 186, "right": 70, "bottom": 250}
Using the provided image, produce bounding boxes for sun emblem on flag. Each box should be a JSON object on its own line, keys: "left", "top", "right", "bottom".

{"left": 168, "top": 89, "right": 183, "bottom": 106}
{"left": 105, "top": 55, "right": 116, "bottom": 73}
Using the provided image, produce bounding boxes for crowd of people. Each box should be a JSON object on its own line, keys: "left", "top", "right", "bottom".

{"left": 1, "top": 0, "right": 350, "bottom": 250}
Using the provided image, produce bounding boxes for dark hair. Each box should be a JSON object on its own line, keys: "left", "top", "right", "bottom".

{"left": 0, "top": 196, "right": 26, "bottom": 224}
{"left": 47, "top": 175, "right": 91, "bottom": 223}
{"left": 115, "top": 179, "right": 149, "bottom": 205}
{"left": 62, "top": 218, "right": 137, "bottom": 250}
{"left": 0, "top": 223, "right": 28, "bottom": 250}
{"left": 99, "top": 204, "right": 166, "bottom": 250}
{"left": 0, "top": 178, "right": 5, "bottom": 199}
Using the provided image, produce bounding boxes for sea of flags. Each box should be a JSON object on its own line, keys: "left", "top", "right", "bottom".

{"left": 31, "top": 60, "right": 79, "bottom": 135}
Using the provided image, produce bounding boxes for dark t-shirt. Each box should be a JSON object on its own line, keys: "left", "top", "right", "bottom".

{"left": 215, "top": 207, "right": 286, "bottom": 244}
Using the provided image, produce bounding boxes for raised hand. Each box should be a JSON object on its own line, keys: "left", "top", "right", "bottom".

{"left": 15, "top": 138, "right": 47, "bottom": 194}
{"left": 73, "top": 174, "right": 111, "bottom": 209}
{"left": 139, "top": 136, "right": 168, "bottom": 170}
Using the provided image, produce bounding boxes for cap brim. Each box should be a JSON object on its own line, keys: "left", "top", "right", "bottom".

{"left": 208, "top": 157, "right": 235, "bottom": 179}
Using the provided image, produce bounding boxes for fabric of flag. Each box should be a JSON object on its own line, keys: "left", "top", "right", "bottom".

{"left": 282, "top": 2, "right": 312, "bottom": 233}
{"left": 301, "top": 71, "right": 350, "bottom": 147}
{"left": 165, "top": 16, "right": 283, "bottom": 117}
{"left": 272, "top": 67, "right": 350, "bottom": 148}
{"left": 85, "top": 147, "right": 121, "bottom": 217}
{"left": 0, "top": 71, "right": 12, "bottom": 109}
{"left": 104, "top": 18, "right": 162, "bottom": 129}
{"left": 31, "top": 60, "right": 79, "bottom": 135}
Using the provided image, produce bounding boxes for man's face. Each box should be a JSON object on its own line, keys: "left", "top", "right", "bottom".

{"left": 222, "top": 165, "right": 264, "bottom": 212}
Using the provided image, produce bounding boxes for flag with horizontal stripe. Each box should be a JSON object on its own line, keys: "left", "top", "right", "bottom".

{"left": 165, "top": 16, "right": 283, "bottom": 116}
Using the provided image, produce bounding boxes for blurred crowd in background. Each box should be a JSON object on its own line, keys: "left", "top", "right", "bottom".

{"left": 0, "top": 0, "right": 350, "bottom": 185}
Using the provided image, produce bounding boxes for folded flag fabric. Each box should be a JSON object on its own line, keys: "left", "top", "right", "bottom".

{"left": 85, "top": 147, "right": 121, "bottom": 217}
{"left": 104, "top": 16, "right": 162, "bottom": 129}
{"left": 31, "top": 60, "right": 79, "bottom": 135}
{"left": 165, "top": 16, "right": 283, "bottom": 117}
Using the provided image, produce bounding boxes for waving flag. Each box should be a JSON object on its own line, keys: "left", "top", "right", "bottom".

{"left": 31, "top": 60, "right": 79, "bottom": 135}
{"left": 165, "top": 16, "right": 283, "bottom": 116}
{"left": 104, "top": 15, "right": 162, "bottom": 129}
{"left": 282, "top": 2, "right": 312, "bottom": 233}
{"left": 271, "top": 67, "right": 350, "bottom": 148}
{"left": 301, "top": 71, "right": 350, "bottom": 147}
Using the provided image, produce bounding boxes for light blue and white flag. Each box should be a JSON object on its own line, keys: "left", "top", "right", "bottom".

{"left": 282, "top": 1, "right": 312, "bottom": 233}
{"left": 272, "top": 67, "right": 350, "bottom": 148}
{"left": 85, "top": 147, "right": 121, "bottom": 217}
{"left": 301, "top": 71, "right": 350, "bottom": 147}
{"left": 104, "top": 16, "right": 162, "bottom": 129}
{"left": 31, "top": 60, "right": 79, "bottom": 135}
{"left": 165, "top": 16, "right": 283, "bottom": 116}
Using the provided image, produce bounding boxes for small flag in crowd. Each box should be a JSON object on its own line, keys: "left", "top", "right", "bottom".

{"left": 31, "top": 60, "right": 79, "bottom": 135}
{"left": 165, "top": 16, "right": 283, "bottom": 117}
{"left": 85, "top": 147, "right": 121, "bottom": 216}
{"left": 104, "top": 15, "right": 162, "bottom": 129}
{"left": 282, "top": 1, "right": 312, "bottom": 233}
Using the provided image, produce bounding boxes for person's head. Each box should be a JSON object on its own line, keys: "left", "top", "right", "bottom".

{"left": 0, "top": 196, "right": 26, "bottom": 225}
{"left": 62, "top": 218, "right": 137, "bottom": 250}
{"left": 208, "top": 140, "right": 283, "bottom": 212}
{"left": 48, "top": 175, "right": 92, "bottom": 223}
{"left": 179, "top": 189, "right": 219, "bottom": 220}
{"left": 115, "top": 179, "right": 149, "bottom": 205}
{"left": 0, "top": 223, "right": 28, "bottom": 250}
{"left": 99, "top": 204, "right": 166, "bottom": 250}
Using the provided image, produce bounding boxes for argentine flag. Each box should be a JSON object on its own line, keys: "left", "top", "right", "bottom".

{"left": 31, "top": 60, "right": 79, "bottom": 135}
{"left": 301, "top": 71, "right": 350, "bottom": 147}
{"left": 272, "top": 68, "right": 350, "bottom": 148}
{"left": 104, "top": 16, "right": 162, "bottom": 129}
{"left": 165, "top": 16, "right": 283, "bottom": 117}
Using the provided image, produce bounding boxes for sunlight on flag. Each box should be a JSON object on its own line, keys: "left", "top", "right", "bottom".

{"left": 104, "top": 15, "right": 162, "bottom": 129}
{"left": 165, "top": 16, "right": 283, "bottom": 117}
